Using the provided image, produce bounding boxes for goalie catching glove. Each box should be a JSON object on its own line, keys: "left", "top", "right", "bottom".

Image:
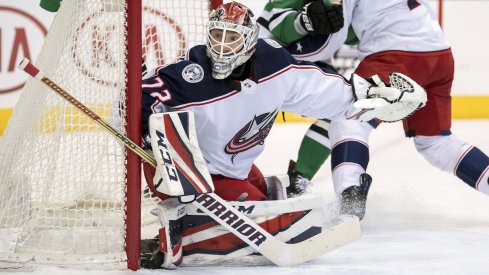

{"left": 346, "top": 73, "right": 427, "bottom": 122}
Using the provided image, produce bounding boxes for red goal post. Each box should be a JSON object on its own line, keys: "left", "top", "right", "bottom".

{"left": 0, "top": 0, "right": 221, "bottom": 271}
{"left": 126, "top": 0, "right": 222, "bottom": 270}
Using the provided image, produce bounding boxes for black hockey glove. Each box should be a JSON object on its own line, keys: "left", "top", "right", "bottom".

{"left": 299, "top": 0, "right": 344, "bottom": 35}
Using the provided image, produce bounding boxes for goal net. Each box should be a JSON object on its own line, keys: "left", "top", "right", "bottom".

{"left": 0, "top": 0, "right": 221, "bottom": 270}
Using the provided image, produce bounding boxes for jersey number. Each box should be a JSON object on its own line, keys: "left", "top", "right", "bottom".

{"left": 143, "top": 77, "right": 172, "bottom": 103}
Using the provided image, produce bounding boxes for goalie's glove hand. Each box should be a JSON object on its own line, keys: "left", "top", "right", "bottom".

{"left": 346, "top": 73, "right": 427, "bottom": 122}
{"left": 298, "top": 0, "right": 344, "bottom": 35}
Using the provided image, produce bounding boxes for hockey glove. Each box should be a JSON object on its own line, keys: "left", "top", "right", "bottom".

{"left": 298, "top": 0, "right": 344, "bottom": 35}
{"left": 346, "top": 73, "right": 427, "bottom": 122}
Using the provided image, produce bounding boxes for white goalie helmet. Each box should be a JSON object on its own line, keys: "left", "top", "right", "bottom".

{"left": 206, "top": 1, "right": 259, "bottom": 79}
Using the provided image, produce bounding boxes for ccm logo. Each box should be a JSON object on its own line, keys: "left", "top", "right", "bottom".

{"left": 154, "top": 129, "right": 179, "bottom": 185}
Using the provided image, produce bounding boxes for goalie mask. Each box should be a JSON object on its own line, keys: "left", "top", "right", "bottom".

{"left": 206, "top": 2, "right": 259, "bottom": 79}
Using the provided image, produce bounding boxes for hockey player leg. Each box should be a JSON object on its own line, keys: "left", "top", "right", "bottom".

{"left": 456, "top": 146, "right": 489, "bottom": 195}
{"left": 414, "top": 135, "right": 489, "bottom": 195}
{"left": 296, "top": 119, "right": 332, "bottom": 179}
{"left": 288, "top": 119, "right": 332, "bottom": 197}
{"left": 329, "top": 119, "right": 376, "bottom": 220}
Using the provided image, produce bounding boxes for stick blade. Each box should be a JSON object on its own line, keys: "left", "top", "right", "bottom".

{"left": 264, "top": 216, "right": 361, "bottom": 266}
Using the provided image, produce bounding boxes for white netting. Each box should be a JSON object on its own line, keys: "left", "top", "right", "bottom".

{"left": 0, "top": 0, "right": 213, "bottom": 268}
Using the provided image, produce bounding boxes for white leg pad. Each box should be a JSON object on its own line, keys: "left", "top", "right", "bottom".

{"left": 152, "top": 198, "right": 187, "bottom": 269}
{"left": 181, "top": 194, "right": 330, "bottom": 266}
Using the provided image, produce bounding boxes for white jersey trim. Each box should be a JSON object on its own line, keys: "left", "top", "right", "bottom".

{"left": 258, "top": 64, "right": 349, "bottom": 85}
{"left": 172, "top": 90, "right": 240, "bottom": 110}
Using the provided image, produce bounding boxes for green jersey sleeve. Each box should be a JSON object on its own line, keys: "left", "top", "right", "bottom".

{"left": 257, "top": 0, "right": 310, "bottom": 45}
{"left": 345, "top": 25, "right": 359, "bottom": 45}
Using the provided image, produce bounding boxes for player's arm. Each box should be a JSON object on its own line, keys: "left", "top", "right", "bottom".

{"left": 273, "top": 52, "right": 426, "bottom": 123}
{"left": 258, "top": 0, "right": 344, "bottom": 46}
{"left": 280, "top": 61, "right": 354, "bottom": 121}
{"left": 258, "top": 0, "right": 308, "bottom": 45}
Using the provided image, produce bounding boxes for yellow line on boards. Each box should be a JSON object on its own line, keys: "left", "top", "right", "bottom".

{"left": 1, "top": 96, "right": 488, "bottom": 135}
{"left": 0, "top": 109, "right": 13, "bottom": 136}
{"left": 451, "top": 96, "right": 489, "bottom": 119}
{"left": 275, "top": 96, "right": 489, "bottom": 123}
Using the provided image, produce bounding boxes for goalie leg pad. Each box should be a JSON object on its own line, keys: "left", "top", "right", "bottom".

{"left": 180, "top": 194, "right": 326, "bottom": 266}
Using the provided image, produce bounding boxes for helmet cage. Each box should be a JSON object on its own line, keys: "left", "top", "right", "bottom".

{"left": 206, "top": 19, "right": 258, "bottom": 79}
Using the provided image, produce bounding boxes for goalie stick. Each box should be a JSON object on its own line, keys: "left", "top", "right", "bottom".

{"left": 19, "top": 58, "right": 361, "bottom": 267}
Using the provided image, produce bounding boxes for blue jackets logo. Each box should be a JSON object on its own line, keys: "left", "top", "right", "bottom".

{"left": 182, "top": 64, "right": 204, "bottom": 83}
{"left": 225, "top": 109, "right": 278, "bottom": 162}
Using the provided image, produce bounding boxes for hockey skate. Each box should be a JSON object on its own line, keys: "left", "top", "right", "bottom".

{"left": 287, "top": 160, "right": 311, "bottom": 197}
{"left": 140, "top": 236, "right": 165, "bottom": 269}
{"left": 339, "top": 173, "right": 372, "bottom": 220}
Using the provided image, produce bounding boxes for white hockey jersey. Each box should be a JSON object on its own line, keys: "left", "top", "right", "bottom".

{"left": 349, "top": 0, "right": 449, "bottom": 58}
{"left": 260, "top": 0, "right": 450, "bottom": 62}
{"left": 142, "top": 39, "right": 353, "bottom": 179}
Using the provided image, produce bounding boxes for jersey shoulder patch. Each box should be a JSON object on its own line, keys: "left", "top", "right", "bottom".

{"left": 182, "top": 63, "right": 204, "bottom": 83}
{"left": 144, "top": 46, "right": 235, "bottom": 107}
{"left": 262, "top": 38, "right": 282, "bottom": 49}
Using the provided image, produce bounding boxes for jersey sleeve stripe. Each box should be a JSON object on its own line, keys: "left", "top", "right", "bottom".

{"left": 258, "top": 64, "right": 350, "bottom": 85}
{"left": 172, "top": 90, "right": 240, "bottom": 110}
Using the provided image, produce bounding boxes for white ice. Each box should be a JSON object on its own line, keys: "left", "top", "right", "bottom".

{"left": 6, "top": 120, "right": 489, "bottom": 275}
